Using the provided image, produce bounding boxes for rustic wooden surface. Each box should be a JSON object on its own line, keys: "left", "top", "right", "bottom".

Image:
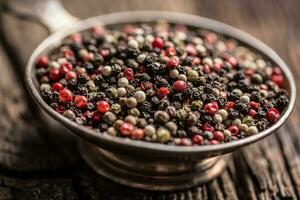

{"left": 0, "top": 0, "right": 300, "bottom": 199}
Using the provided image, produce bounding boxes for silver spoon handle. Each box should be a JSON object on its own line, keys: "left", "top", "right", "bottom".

{"left": 6, "top": 0, "right": 78, "bottom": 33}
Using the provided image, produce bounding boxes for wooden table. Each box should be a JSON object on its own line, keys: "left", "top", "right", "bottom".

{"left": 0, "top": 0, "right": 300, "bottom": 199}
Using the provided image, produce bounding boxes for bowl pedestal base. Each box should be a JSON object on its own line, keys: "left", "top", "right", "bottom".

{"left": 79, "top": 140, "right": 227, "bottom": 191}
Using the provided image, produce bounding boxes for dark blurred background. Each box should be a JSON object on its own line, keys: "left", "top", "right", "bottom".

{"left": 0, "top": 0, "right": 299, "bottom": 199}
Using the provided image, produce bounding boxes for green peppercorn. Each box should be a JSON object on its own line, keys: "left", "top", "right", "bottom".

{"left": 165, "top": 121, "right": 178, "bottom": 136}
{"left": 187, "top": 70, "right": 199, "bottom": 81}
{"left": 136, "top": 118, "right": 147, "bottom": 128}
{"left": 217, "top": 109, "right": 228, "bottom": 120}
{"left": 107, "top": 127, "right": 117, "bottom": 136}
{"left": 118, "top": 77, "right": 129, "bottom": 87}
{"left": 185, "top": 112, "right": 198, "bottom": 126}
{"left": 247, "top": 126, "right": 258, "bottom": 135}
{"left": 111, "top": 103, "right": 121, "bottom": 114}
{"left": 176, "top": 109, "right": 188, "bottom": 120}
{"left": 169, "top": 69, "right": 179, "bottom": 79}
{"left": 242, "top": 116, "right": 255, "bottom": 126}
{"left": 103, "top": 112, "right": 117, "bottom": 124}
{"left": 105, "top": 87, "right": 118, "bottom": 99}
{"left": 128, "top": 108, "right": 140, "bottom": 117}
{"left": 134, "top": 91, "right": 146, "bottom": 103}
{"left": 126, "top": 97, "right": 137, "bottom": 108}
{"left": 240, "top": 95, "right": 250, "bottom": 103}
{"left": 154, "top": 110, "right": 170, "bottom": 124}
{"left": 102, "top": 66, "right": 112, "bottom": 76}
{"left": 213, "top": 114, "right": 223, "bottom": 124}
{"left": 191, "top": 100, "right": 203, "bottom": 111}
{"left": 157, "top": 127, "right": 171, "bottom": 143}
{"left": 251, "top": 73, "right": 263, "bottom": 84}
{"left": 239, "top": 123, "right": 248, "bottom": 132}
{"left": 114, "top": 119, "right": 124, "bottom": 129}
{"left": 117, "top": 87, "right": 127, "bottom": 97}
{"left": 125, "top": 115, "right": 137, "bottom": 125}
{"left": 144, "top": 125, "right": 156, "bottom": 136}
{"left": 63, "top": 110, "right": 76, "bottom": 120}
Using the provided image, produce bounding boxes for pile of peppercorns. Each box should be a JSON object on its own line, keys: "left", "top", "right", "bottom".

{"left": 35, "top": 21, "right": 289, "bottom": 146}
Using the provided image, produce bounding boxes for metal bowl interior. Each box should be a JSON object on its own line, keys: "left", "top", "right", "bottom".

{"left": 25, "top": 11, "right": 296, "bottom": 159}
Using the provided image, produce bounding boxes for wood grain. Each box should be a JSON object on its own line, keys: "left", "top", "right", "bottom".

{"left": 0, "top": 0, "right": 300, "bottom": 199}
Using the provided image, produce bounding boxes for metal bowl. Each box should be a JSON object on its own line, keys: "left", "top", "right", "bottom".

{"left": 25, "top": 11, "right": 296, "bottom": 191}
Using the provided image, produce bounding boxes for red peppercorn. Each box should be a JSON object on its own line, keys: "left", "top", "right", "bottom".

{"left": 203, "top": 122, "right": 214, "bottom": 132}
{"left": 213, "top": 63, "right": 223, "bottom": 72}
{"left": 248, "top": 109, "right": 257, "bottom": 118}
{"left": 56, "top": 105, "right": 65, "bottom": 114}
{"left": 131, "top": 128, "right": 144, "bottom": 140}
{"left": 210, "top": 140, "right": 220, "bottom": 145}
{"left": 271, "top": 74, "right": 283, "bottom": 87}
{"left": 97, "top": 101, "right": 110, "bottom": 113}
{"left": 204, "top": 102, "right": 219, "bottom": 115}
{"left": 70, "top": 33, "right": 82, "bottom": 43}
{"left": 273, "top": 67, "right": 282, "bottom": 75}
{"left": 63, "top": 49, "right": 74, "bottom": 59}
{"left": 249, "top": 101, "right": 260, "bottom": 109}
{"left": 49, "top": 69, "right": 60, "bottom": 81}
{"left": 100, "top": 48, "right": 110, "bottom": 58}
{"left": 172, "top": 80, "right": 187, "bottom": 92}
{"left": 178, "top": 138, "right": 192, "bottom": 146}
{"left": 119, "top": 123, "right": 134, "bottom": 136}
{"left": 213, "top": 131, "right": 225, "bottom": 142}
{"left": 60, "top": 62, "right": 73, "bottom": 75}
{"left": 165, "top": 47, "right": 176, "bottom": 57}
{"left": 245, "top": 68, "right": 254, "bottom": 76}
{"left": 92, "top": 111, "right": 102, "bottom": 123}
{"left": 124, "top": 68, "right": 134, "bottom": 81}
{"left": 157, "top": 87, "right": 170, "bottom": 98}
{"left": 228, "top": 125, "right": 240, "bottom": 136}
{"left": 74, "top": 95, "right": 88, "bottom": 109}
{"left": 65, "top": 71, "right": 77, "bottom": 80}
{"left": 225, "top": 101, "right": 235, "bottom": 110}
{"left": 36, "top": 56, "right": 48, "bottom": 68}
{"left": 192, "top": 135, "right": 204, "bottom": 145}
{"left": 166, "top": 56, "right": 180, "bottom": 69}
{"left": 59, "top": 89, "right": 73, "bottom": 103}
{"left": 203, "top": 64, "right": 211, "bottom": 74}
{"left": 227, "top": 56, "right": 237, "bottom": 67}
{"left": 52, "top": 82, "right": 64, "bottom": 92}
{"left": 267, "top": 108, "right": 280, "bottom": 124}
{"left": 152, "top": 37, "right": 164, "bottom": 49}
{"left": 186, "top": 44, "right": 197, "bottom": 56}
{"left": 192, "top": 57, "right": 201, "bottom": 65}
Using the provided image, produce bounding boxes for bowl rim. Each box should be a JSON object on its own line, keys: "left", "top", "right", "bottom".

{"left": 25, "top": 11, "right": 296, "bottom": 155}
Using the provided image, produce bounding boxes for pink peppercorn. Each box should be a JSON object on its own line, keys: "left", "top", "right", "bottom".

{"left": 166, "top": 56, "right": 180, "bottom": 69}
{"left": 97, "top": 101, "right": 110, "bottom": 113}
{"left": 152, "top": 37, "right": 164, "bottom": 49}
{"left": 157, "top": 87, "right": 170, "bottom": 98}
{"left": 204, "top": 102, "right": 219, "bottom": 115}
{"left": 192, "top": 135, "right": 204, "bottom": 145}
{"left": 92, "top": 111, "right": 102, "bottom": 123}
{"left": 52, "top": 82, "right": 64, "bottom": 92}
{"left": 119, "top": 123, "right": 134, "bottom": 136}
{"left": 248, "top": 109, "right": 257, "bottom": 118}
{"left": 210, "top": 140, "right": 220, "bottom": 145}
{"left": 59, "top": 89, "right": 73, "bottom": 103}
{"left": 271, "top": 74, "right": 283, "bottom": 87}
{"left": 49, "top": 69, "right": 60, "bottom": 81}
{"left": 249, "top": 101, "right": 260, "bottom": 109}
{"left": 267, "top": 108, "right": 280, "bottom": 124}
{"left": 131, "top": 128, "right": 144, "bottom": 140}
{"left": 203, "top": 122, "right": 214, "bottom": 132}
{"left": 203, "top": 64, "right": 211, "bottom": 74}
{"left": 124, "top": 68, "right": 134, "bottom": 81}
{"left": 36, "top": 56, "right": 48, "bottom": 68}
{"left": 228, "top": 125, "right": 240, "bottom": 136}
{"left": 65, "top": 71, "right": 77, "bottom": 80}
{"left": 172, "top": 80, "right": 187, "bottom": 92}
{"left": 225, "top": 101, "right": 235, "bottom": 110}
{"left": 213, "top": 131, "right": 225, "bottom": 142}
{"left": 60, "top": 62, "right": 73, "bottom": 75}
{"left": 74, "top": 95, "right": 88, "bottom": 109}
{"left": 165, "top": 47, "right": 176, "bottom": 57}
